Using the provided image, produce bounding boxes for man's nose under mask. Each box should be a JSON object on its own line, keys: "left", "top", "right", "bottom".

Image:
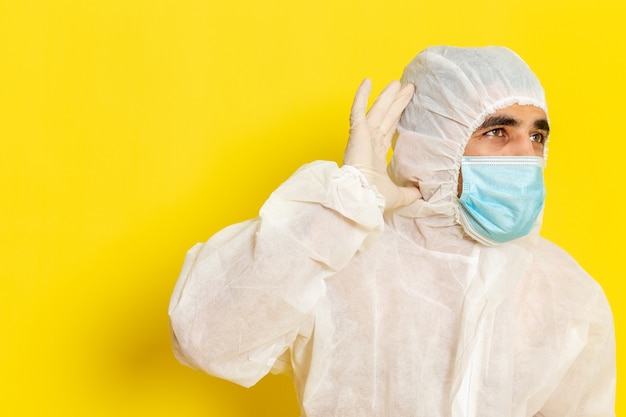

{"left": 457, "top": 156, "right": 546, "bottom": 246}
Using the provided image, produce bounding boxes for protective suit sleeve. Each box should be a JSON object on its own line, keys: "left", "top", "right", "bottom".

{"left": 168, "top": 160, "right": 385, "bottom": 387}
{"left": 537, "top": 285, "right": 616, "bottom": 417}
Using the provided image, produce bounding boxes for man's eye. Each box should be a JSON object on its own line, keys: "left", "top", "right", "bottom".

{"left": 485, "top": 128, "right": 504, "bottom": 137}
{"left": 530, "top": 133, "right": 545, "bottom": 143}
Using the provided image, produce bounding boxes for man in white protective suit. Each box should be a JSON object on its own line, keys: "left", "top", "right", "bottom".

{"left": 168, "top": 46, "right": 616, "bottom": 417}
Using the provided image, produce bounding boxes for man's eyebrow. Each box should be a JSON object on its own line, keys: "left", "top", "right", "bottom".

{"left": 535, "top": 119, "right": 550, "bottom": 133}
{"left": 476, "top": 115, "right": 551, "bottom": 133}
{"left": 476, "top": 116, "right": 518, "bottom": 131}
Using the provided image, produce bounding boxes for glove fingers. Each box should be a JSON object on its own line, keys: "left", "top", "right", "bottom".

{"left": 381, "top": 112, "right": 404, "bottom": 149}
{"left": 350, "top": 78, "right": 372, "bottom": 127}
{"left": 379, "top": 84, "right": 414, "bottom": 146}
{"left": 366, "top": 80, "right": 401, "bottom": 127}
{"left": 345, "top": 79, "right": 374, "bottom": 166}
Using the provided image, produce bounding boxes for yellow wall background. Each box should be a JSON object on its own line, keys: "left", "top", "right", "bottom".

{"left": 1, "top": 0, "right": 624, "bottom": 415}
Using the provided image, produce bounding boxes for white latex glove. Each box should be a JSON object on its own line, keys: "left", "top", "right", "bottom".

{"left": 343, "top": 79, "right": 421, "bottom": 212}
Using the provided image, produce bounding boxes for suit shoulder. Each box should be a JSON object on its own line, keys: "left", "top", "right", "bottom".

{"left": 532, "top": 238, "right": 588, "bottom": 275}
{"left": 530, "top": 237, "right": 611, "bottom": 314}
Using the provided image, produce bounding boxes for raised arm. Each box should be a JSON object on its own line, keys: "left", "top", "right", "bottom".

{"left": 168, "top": 80, "right": 418, "bottom": 388}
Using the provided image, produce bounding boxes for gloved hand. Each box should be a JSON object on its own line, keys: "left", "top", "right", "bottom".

{"left": 343, "top": 79, "right": 421, "bottom": 212}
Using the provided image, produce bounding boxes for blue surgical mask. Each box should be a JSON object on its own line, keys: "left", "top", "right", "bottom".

{"left": 457, "top": 156, "right": 546, "bottom": 246}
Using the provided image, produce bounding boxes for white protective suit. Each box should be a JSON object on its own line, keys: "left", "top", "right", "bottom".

{"left": 169, "top": 46, "right": 615, "bottom": 417}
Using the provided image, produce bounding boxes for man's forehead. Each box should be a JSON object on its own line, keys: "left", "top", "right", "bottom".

{"left": 490, "top": 104, "right": 546, "bottom": 116}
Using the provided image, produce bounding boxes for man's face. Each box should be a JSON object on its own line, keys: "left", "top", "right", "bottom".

{"left": 458, "top": 104, "right": 550, "bottom": 196}
{"left": 463, "top": 104, "right": 549, "bottom": 157}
